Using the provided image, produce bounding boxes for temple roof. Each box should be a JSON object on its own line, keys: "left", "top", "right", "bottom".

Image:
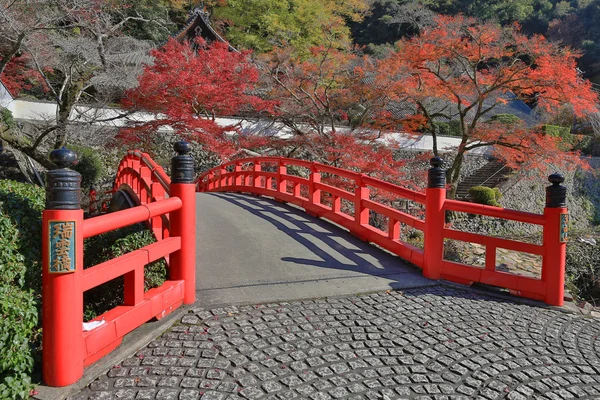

{"left": 172, "top": 7, "right": 238, "bottom": 52}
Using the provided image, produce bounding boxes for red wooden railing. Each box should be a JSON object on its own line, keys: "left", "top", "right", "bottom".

{"left": 42, "top": 146, "right": 196, "bottom": 387}
{"left": 197, "top": 157, "right": 567, "bottom": 307}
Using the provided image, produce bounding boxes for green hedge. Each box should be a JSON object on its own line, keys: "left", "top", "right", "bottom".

{"left": 489, "top": 113, "right": 522, "bottom": 125}
{"left": 0, "top": 180, "right": 45, "bottom": 399}
{"left": 468, "top": 185, "right": 502, "bottom": 207}
{"left": 0, "top": 179, "right": 167, "bottom": 398}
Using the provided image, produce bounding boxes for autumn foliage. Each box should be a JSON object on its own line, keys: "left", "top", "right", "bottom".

{"left": 120, "top": 38, "right": 274, "bottom": 158}
{"left": 376, "top": 15, "right": 598, "bottom": 189}
{"left": 123, "top": 14, "right": 599, "bottom": 196}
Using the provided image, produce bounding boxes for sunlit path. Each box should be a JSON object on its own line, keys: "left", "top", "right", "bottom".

{"left": 196, "top": 193, "right": 434, "bottom": 307}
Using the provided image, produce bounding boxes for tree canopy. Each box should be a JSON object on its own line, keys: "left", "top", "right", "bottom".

{"left": 210, "top": 0, "right": 370, "bottom": 54}
{"left": 375, "top": 14, "right": 597, "bottom": 193}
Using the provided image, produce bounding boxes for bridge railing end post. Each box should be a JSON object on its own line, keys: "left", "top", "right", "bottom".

{"left": 42, "top": 147, "right": 84, "bottom": 387}
{"left": 543, "top": 173, "right": 568, "bottom": 306}
{"left": 423, "top": 157, "right": 446, "bottom": 280}
{"left": 169, "top": 141, "right": 196, "bottom": 304}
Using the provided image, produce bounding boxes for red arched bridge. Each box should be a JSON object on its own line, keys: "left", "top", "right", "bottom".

{"left": 41, "top": 143, "right": 568, "bottom": 387}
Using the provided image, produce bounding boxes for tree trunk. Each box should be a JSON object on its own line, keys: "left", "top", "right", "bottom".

{"left": 0, "top": 130, "right": 55, "bottom": 169}
{"left": 445, "top": 134, "right": 469, "bottom": 199}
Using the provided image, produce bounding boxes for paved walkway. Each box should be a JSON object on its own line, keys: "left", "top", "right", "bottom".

{"left": 71, "top": 286, "right": 600, "bottom": 400}
{"left": 195, "top": 193, "right": 433, "bottom": 307}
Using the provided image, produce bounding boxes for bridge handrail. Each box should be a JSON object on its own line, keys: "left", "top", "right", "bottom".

{"left": 197, "top": 156, "right": 568, "bottom": 309}
{"left": 82, "top": 197, "right": 182, "bottom": 238}
{"left": 130, "top": 149, "right": 171, "bottom": 192}
{"left": 42, "top": 144, "right": 196, "bottom": 387}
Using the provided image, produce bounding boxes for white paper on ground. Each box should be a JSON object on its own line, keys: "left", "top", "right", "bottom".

{"left": 82, "top": 320, "right": 106, "bottom": 331}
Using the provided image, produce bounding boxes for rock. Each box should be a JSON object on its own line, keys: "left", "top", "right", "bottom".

{"left": 591, "top": 310, "right": 600, "bottom": 319}
{"left": 563, "top": 290, "right": 574, "bottom": 302}
{"left": 578, "top": 301, "right": 594, "bottom": 311}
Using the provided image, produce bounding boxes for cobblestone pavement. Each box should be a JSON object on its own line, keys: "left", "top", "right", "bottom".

{"left": 71, "top": 286, "right": 600, "bottom": 400}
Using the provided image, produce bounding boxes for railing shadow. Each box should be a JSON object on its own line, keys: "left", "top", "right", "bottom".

{"left": 208, "top": 192, "right": 422, "bottom": 279}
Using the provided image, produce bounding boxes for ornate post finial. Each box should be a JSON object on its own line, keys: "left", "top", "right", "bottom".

{"left": 171, "top": 141, "right": 195, "bottom": 184}
{"left": 46, "top": 147, "right": 81, "bottom": 210}
{"left": 428, "top": 157, "right": 446, "bottom": 189}
{"left": 546, "top": 173, "right": 566, "bottom": 208}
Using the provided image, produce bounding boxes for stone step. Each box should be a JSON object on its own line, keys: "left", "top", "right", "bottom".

{"left": 455, "top": 160, "right": 512, "bottom": 199}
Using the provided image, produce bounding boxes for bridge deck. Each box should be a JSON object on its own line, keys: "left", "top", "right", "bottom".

{"left": 196, "top": 193, "right": 435, "bottom": 307}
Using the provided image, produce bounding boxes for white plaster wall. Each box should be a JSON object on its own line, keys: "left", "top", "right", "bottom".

{"left": 6, "top": 98, "right": 490, "bottom": 154}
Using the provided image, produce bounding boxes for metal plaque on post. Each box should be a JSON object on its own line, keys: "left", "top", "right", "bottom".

{"left": 560, "top": 213, "right": 569, "bottom": 243}
{"left": 48, "top": 220, "right": 76, "bottom": 273}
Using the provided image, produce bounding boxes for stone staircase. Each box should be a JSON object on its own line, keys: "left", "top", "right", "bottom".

{"left": 455, "top": 160, "right": 512, "bottom": 200}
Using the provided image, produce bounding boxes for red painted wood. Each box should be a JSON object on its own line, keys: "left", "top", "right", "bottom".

{"left": 82, "top": 197, "right": 182, "bottom": 238}
{"left": 197, "top": 156, "right": 566, "bottom": 307}
{"left": 42, "top": 209, "right": 84, "bottom": 387}
{"left": 82, "top": 237, "right": 181, "bottom": 291}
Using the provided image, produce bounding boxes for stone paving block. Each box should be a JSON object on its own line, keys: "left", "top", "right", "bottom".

{"left": 69, "top": 288, "right": 600, "bottom": 400}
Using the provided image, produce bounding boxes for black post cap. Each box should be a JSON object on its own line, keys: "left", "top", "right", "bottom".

{"left": 546, "top": 172, "right": 567, "bottom": 208}
{"left": 174, "top": 140, "right": 192, "bottom": 156}
{"left": 49, "top": 147, "right": 78, "bottom": 168}
{"left": 428, "top": 157, "right": 446, "bottom": 189}
{"left": 46, "top": 147, "right": 81, "bottom": 210}
{"left": 171, "top": 141, "right": 195, "bottom": 184}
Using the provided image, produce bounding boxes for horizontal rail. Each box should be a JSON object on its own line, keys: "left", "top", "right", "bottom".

{"left": 82, "top": 237, "right": 181, "bottom": 291}
{"left": 444, "top": 199, "right": 545, "bottom": 225}
{"left": 363, "top": 199, "right": 425, "bottom": 230}
{"left": 443, "top": 228, "right": 544, "bottom": 255}
{"left": 314, "top": 182, "right": 353, "bottom": 200}
{"left": 361, "top": 176, "right": 426, "bottom": 204}
{"left": 83, "top": 197, "right": 182, "bottom": 238}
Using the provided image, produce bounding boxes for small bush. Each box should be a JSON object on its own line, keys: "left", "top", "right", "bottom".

{"left": 67, "top": 145, "right": 105, "bottom": 189}
{"left": 0, "top": 180, "right": 44, "bottom": 399}
{"left": 468, "top": 185, "right": 502, "bottom": 207}
{"left": 1, "top": 108, "right": 15, "bottom": 130}
{"left": 489, "top": 113, "right": 522, "bottom": 125}
{"left": 432, "top": 120, "right": 462, "bottom": 137}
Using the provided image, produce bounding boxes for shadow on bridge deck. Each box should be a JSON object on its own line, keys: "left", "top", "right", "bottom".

{"left": 196, "top": 193, "right": 436, "bottom": 307}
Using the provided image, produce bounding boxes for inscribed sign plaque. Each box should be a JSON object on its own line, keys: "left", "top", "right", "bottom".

{"left": 560, "top": 213, "right": 569, "bottom": 243}
{"left": 49, "top": 220, "right": 76, "bottom": 273}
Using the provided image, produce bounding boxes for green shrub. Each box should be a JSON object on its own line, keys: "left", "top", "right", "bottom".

{"left": 0, "top": 180, "right": 45, "bottom": 399}
{"left": 67, "top": 145, "right": 105, "bottom": 189}
{"left": 542, "top": 124, "right": 577, "bottom": 150}
{"left": 565, "top": 231, "right": 600, "bottom": 303}
{"left": 1, "top": 108, "right": 15, "bottom": 130}
{"left": 489, "top": 113, "right": 522, "bottom": 125}
{"left": 432, "top": 120, "right": 462, "bottom": 137}
{"left": 493, "top": 187, "right": 502, "bottom": 201}
{"left": 83, "top": 224, "right": 167, "bottom": 321}
{"left": 468, "top": 185, "right": 502, "bottom": 207}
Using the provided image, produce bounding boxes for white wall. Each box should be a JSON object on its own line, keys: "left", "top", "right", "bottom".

{"left": 5, "top": 98, "right": 491, "bottom": 155}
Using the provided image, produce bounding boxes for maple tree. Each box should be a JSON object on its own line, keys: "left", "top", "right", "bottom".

{"left": 257, "top": 44, "right": 413, "bottom": 184}
{"left": 375, "top": 14, "right": 598, "bottom": 196}
{"left": 120, "top": 38, "right": 274, "bottom": 159}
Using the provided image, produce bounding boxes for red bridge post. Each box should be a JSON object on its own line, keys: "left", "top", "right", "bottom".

{"left": 169, "top": 141, "right": 196, "bottom": 304}
{"left": 42, "top": 148, "right": 84, "bottom": 386}
{"left": 543, "top": 173, "right": 568, "bottom": 306}
{"left": 424, "top": 157, "right": 446, "bottom": 280}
